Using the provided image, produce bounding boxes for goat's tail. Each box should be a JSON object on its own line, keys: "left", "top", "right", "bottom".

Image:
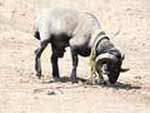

{"left": 34, "top": 31, "right": 41, "bottom": 40}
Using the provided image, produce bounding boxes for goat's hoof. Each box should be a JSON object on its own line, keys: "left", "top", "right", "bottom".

{"left": 36, "top": 73, "right": 42, "bottom": 79}
{"left": 71, "top": 77, "right": 78, "bottom": 83}
{"left": 86, "top": 79, "right": 94, "bottom": 85}
{"left": 96, "top": 80, "right": 106, "bottom": 85}
{"left": 72, "top": 80, "right": 78, "bottom": 84}
{"left": 53, "top": 76, "right": 61, "bottom": 82}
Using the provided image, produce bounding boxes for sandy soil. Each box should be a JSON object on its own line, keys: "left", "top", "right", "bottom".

{"left": 0, "top": 0, "right": 150, "bottom": 113}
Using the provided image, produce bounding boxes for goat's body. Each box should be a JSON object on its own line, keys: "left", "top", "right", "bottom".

{"left": 34, "top": 7, "right": 101, "bottom": 55}
{"left": 34, "top": 7, "right": 125, "bottom": 83}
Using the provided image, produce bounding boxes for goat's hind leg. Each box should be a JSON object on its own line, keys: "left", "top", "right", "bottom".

{"left": 70, "top": 49, "right": 79, "bottom": 83}
{"left": 35, "top": 41, "right": 48, "bottom": 79}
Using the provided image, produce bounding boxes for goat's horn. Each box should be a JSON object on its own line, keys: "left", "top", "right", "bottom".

{"left": 96, "top": 53, "right": 118, "bottom": 63}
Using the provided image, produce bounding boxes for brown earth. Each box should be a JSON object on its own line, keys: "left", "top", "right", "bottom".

{"left": 0, "top": 0, "right": 150, "bottom": 113}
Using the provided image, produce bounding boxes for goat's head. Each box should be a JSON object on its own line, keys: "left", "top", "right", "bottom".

{"left": 96, "top": 49, "right": 128, "bottom": 84}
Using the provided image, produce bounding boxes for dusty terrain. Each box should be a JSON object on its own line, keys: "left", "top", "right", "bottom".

{"left": 0, "top": 0, "right": 150, "bottom": 113}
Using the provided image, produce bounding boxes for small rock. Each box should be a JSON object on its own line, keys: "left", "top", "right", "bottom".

{"left": 47, "top": 91, "right": 56, "bottom": 95}
{"left": 134, "top": 76, "right": 142, "bottom": 79}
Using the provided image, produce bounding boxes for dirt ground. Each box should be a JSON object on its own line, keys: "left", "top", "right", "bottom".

{"left": 0, "top": 0, "right": 150, "bottom": 113}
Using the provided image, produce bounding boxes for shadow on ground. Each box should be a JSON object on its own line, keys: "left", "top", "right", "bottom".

{"left": 41, "top": 76, "right": 141, "bottom": 91}
{"left": 101, "top": 82, "right": 141, "bottom": 90}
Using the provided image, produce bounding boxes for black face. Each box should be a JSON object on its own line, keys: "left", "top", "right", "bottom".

{"left": 105, "top": 49, "right": 123, "bottom": 84}
{"left": 106, "top": 60, "right": 122, "bottom": 84}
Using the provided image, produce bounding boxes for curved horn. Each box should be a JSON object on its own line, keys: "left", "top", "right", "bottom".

{"left": 96, "top": 53, "right": 118, "bottom": 63}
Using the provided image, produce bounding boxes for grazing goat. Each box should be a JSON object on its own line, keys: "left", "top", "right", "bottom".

{"left": 33, "top": 7, "right": 128, "bottom": 84}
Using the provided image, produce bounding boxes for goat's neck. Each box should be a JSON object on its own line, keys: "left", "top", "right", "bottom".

{"left": 96, "top": 37, "right": 114, "bottom": 56}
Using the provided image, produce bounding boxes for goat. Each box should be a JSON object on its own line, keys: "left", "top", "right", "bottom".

{"left": 33, "top": 7, "right": 128, "bottom": 84}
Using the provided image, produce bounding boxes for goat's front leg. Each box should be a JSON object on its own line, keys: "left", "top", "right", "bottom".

{"left": 70, "top": 49, "right": 79, "bottom": 83}
{"left": 35, "top": 41, "right": 48, "bottom": 79}
{"left": 89, "top": 61, "right": 96, "bottom": 85}
{"left": 89, "top": 62, "right": 104, "bottom": 85}
{"left": 95, "top": 64, "right": 105, "bottom": 84}
{"left": 88, "top": 49, "right": 97, "bottom": 85}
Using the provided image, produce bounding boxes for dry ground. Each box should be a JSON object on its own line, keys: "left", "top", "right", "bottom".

{"left": 0, "top": 0, "right": 150, "bottom": 113}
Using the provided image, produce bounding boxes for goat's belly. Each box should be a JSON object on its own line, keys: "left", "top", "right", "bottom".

{"left": 77, "top": 47, "right": 91, "bottom": 57}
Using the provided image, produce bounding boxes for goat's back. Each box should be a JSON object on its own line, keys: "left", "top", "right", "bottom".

{"left": 34, "top": 7, "right": 101, "bottom": 43}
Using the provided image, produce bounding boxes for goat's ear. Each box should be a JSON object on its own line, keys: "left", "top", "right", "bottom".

{"left": 120, "top": 68, "right": 130, "bottom": 72}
